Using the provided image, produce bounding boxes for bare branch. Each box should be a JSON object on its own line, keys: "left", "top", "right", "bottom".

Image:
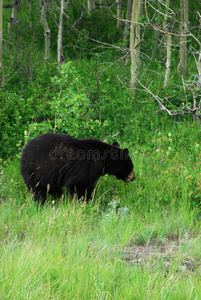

{"left": 134, "top": 76, "right": 201, "bottom": 121}
{"left": 145, "top": 0, "right": 190, "bottom": 38}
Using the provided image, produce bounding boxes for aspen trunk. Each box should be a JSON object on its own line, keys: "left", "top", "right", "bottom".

{"left": 197, "top": 50, "right": 201, "bottom": 89}
{"left": 163, "top": 0, "right": 171, "bottom": 87}
{"left": 130, "top": 0, "right": 141, "bottom": 88}
{"left": 151, "top": 0, "right": 161, "bottom": 59}
{"left": 177, "top": 0, "right": 188, "bottom": 77}
{"left": 164, "top": 34, "right": 171, "bottom": 86}
{"left": 8, "top": 0, "right": 20, "bottom": 35}
{"left": 88, "top": 0, "right": 95, "bottom": 14}
{"left": 117, "top": 0, "right": 121, "bottom": 30}
{"left": 123, "top": 0, "right": 131, "bottom": 45}
{"left": 28, "top": 0, "right": 34, "bottom": 26}
{"left": 41, "top": 0, "right": 50, "bottom": 64}
{"left": 57, "top": 0, "right": 67, "bottom": 66}
{"left": 0, "top": 0, "right": 3, "bottom": 84}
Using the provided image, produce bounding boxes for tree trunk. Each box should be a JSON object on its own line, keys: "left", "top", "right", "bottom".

{"left": 197, "top": 50, "right": 201, "bottom": 89}
{"left": 151, "top": 0, "right": 161, "bottom": 59}
{"left": 8, "top": 0, "right": 21, "bottom": 36}
{"left": 164, "top": 34, "right": 171, "bottom": 86}
{"left": 123, "top": 0, "right": 131, "bottom": 46}
{"left": 88, "top": 0, "right": 95, "bottom": 14}
{"left": 163, "top": 0, "right": 171, "bottom": 87}
{"left": 41, "top": 0, "right": 51, "bottom": 64}
{"left": 28, "top": 0, "right": 34, "bottom": 26}
{"left": 130, "top": 0, "right": 141, "bottom": 88}
{"left": 177, "top": 0, "right": 188, "bottom": 78}
{"left": 58, "top": 0, "right": 68, "bottom": 66}
{"left": 0, "top": 0, "right": 3, "bottom": 84}
{"left": 117, "top": 0, "right": 121, "bottom": 30}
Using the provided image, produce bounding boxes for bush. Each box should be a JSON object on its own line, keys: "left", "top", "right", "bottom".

{"left": 0, "top": 65, "right": 54, "bottom": 159}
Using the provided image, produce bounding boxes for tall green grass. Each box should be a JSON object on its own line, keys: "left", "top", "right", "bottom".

{"left": 1, "top": 199, "right": 201, "bottom": 299}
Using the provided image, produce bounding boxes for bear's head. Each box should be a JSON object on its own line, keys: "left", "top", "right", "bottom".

{"left": 107, "top": 143, "right": 135, "bottom": 182}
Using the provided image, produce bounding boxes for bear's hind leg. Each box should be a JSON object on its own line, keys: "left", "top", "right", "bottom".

{"left": 74, "top": 185, "right": 94, "bottom": 202}
{"left": 66, "top": 185, "right": 75, "bottom": 199}
{"left": 86, "top": 186, "right": 94, "bottom": 202}
{"left": 33, "top": 189, "right": 47, "bottom": 205}
{"left": 66, "top": 184, "right": 90, "bottom": 202}
{"left": 75, "top": 185, "right": 89, "bottom": 202}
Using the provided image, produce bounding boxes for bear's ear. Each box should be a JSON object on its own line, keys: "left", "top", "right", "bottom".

{"left": 112, "top": 142, "right": 120, "bottom": 148}
{"left": 123, "top": 148, "right": 129, "bottom": 158}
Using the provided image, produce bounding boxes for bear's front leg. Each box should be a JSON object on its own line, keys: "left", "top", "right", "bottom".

{"left": 75, "top": 184, "right": 88, "bottom": 201}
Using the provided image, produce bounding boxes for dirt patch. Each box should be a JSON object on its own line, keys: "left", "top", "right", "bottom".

{"left": 121, "top": 237, "right": 200, "bottom": 272}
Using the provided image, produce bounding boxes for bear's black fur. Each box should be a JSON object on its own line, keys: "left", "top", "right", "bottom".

{"left": 20, "top": 133, "right": 135, "bottom": 204}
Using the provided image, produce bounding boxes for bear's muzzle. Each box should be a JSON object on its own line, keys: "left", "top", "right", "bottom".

{"left": 125, "top": 170, "right": 135, "bottom": 182}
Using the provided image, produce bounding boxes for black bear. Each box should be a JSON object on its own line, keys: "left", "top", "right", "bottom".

{"left": 20, "top": 133, "right": 135, "bottom": 204}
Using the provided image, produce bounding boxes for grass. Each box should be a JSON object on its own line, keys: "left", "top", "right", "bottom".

{"left": 1, "top": 200, "right": 201, "bottom": 299}
{"left": 1, "top": 121, "right": 201, "bottom": 299}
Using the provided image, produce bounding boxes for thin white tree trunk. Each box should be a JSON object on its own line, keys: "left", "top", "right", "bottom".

{"left": 117, "top": 0, "right": 121, "bottom": 30}
{"left": 0, "top": 0, "right": 3, "bottom": 83}
{"left": 8, "top": 0, "right": 20, "bottom": 35}
{"left": 123, "top": 0, "right": 131, "bottom": 45}
{"left": 163, "top": 0, "right": 171, "bottom": 86}
{"left": 197, "top": 50, "right": 201, "bottom": 89}
{"left": 151, "top": 0, "right": 161, "bottom": 59}
{"left": 41, "top": 0, "right": 51, "bottom": 64}
{"left": 57, "top": 0, "right": 65, "bottom": 66}
{"left": 164, "top": 34, "right": 171, "bottom": 86}
{"left": 88, "top": 0, "right": 95, "bottom": 14}
{"left": 177, "top": 0, "right": 188, "bottom": 77}
{"left": 28, "top": 0, "right": 34, "bottom": 26}
{"left": 130, "top": 0, "right": 141, "bottom": 88}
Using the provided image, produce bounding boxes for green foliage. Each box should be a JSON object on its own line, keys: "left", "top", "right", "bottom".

{"left": 50, "top": 62, "right": 102, "bottom": 137}
{"left": 23, "top": 62, "right": 102, "bottom": 140}
{"left": 0, "top": 65, "right": 54, "bottom": 158}
{"left": 23, "top": 60, "right": 152, "bottom": 145}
